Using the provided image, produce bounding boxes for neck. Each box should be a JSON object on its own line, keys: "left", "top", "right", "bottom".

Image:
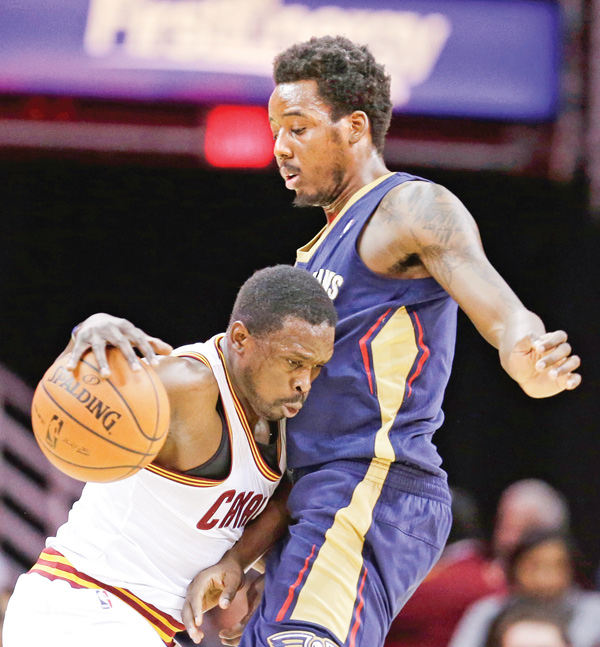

{"left": 322, "top": 154, "right": 390, "bottom": 223}
{"left": 220, "top": 337, "right": 260, "bottom": 429}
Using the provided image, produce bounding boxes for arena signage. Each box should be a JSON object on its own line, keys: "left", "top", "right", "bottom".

{"left": 0, "top": 0, "right": 560, "bottom": 120}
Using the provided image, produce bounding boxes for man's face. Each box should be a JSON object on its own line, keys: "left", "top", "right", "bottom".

{"left": 268, "top": 80, "right": 349, "bottom": 208}
{"left": 514, "top": 540, "right": 572, "bottom": 601}
{"left": 236, "top": 316, "right": 335, "bottom": 421}
{"left": 494, "top": 500, "right": 538, "bottom": 557}
{"left": 494, "top": 498, "right": 560, "bottom": 559}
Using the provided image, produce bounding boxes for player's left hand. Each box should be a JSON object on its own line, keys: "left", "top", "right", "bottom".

{"left": 66, "top": 313, "right": 173, "bottom": 378}
{"left": 218, "top": 574, "right": 265, "bottom": 646}
{"left": 182, "top": 554, "right": 245, "bottom": 644}
{"left": 506, "top": 331, "right": 581, "bottom": 398}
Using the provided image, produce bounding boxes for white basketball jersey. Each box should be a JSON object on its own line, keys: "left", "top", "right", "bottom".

{"left": 47, "top": 334, "right": 286, "bottom": 623}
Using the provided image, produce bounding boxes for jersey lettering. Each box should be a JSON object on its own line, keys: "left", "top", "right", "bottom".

{"left": 197, "top": 489, "right": 268, "bottom": 530}
{"left": 196, "top": 490, "right": 236, "bottom": 530}
{"left": 312, "top": 268, "right": 344, "bottom": 300}
{"left": 219, "top": 490, "right": 254, "bottom": 528}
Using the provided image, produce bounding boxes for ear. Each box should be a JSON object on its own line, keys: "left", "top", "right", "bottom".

{"left": 228, "top": 321, "right": 251, "bottom": 353}
{"left": 347, "top": 110, "right": 369, "bottom": 144}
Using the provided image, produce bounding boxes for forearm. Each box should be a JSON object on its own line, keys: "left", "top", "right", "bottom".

{"left": 226, "top": 479, "right": 291, "bottom": 571}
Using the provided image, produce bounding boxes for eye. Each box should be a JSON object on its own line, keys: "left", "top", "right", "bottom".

{"left": 292, "top": 128, "right": 306, "bottom": 135}
{"left": 287, "top": 359, "right": 301, "bottom": 368}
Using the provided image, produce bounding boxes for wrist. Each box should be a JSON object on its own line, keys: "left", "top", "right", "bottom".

{"left": 223, "top": 545, "right": 254, "bottom": 573}
{"left": 71, "top": 323, "right": 82, "bottom": 343}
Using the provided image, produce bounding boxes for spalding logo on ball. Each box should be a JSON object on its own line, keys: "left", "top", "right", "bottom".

{"left": 31, "top": 348, "right": 170, "bottom": 482}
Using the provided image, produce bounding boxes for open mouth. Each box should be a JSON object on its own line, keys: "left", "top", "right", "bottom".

{"left": 282, "top": 403, "right": 301, "bottom": 417}
{"left": 284, "top": 173, "right": 299, "bottom": 189}
{"left": 281, "top": 167, "right": 300, "bottom": 189}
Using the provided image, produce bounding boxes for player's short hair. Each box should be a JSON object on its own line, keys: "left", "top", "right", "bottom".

{"left": 229, "top": 265, "right": 337, "bottom": 336}
{"left": 273, "top": 35, "right": 392, "bottom": 155}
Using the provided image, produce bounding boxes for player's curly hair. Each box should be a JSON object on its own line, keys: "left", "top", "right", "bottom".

{"left": 273, "top": 35, "right": 392, "bottom": 155}
{"left": 229, "top": 265, "right": 337, "bottom": 336}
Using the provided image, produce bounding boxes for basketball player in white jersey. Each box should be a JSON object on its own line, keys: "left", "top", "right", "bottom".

{"left": 3, "top": 265, "right": 336, "bottom": 647}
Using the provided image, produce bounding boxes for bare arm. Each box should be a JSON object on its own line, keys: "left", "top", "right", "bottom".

{"left": 373, "top": 181, "right": 581, "bottom": 397}
{"left": 182, "top": 478, "right": 292, "bottom": 644}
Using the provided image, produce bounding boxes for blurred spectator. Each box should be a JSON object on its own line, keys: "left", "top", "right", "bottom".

{"left": 493, "top": 479, "right": 592, "bottom": 590}
{"left": 385, "top": 487, "right": 504, "bottom": 647}
{"left": 448, "top": 529, "right": 600, "bottom": 647}
{"left": 0, "top": 589, "right": 11, "bottom": 647}
{"left": 484, "top": 598, "right": 572, "bottom": 647}
{"left": 493, "top": 479, "right": 570, "bottom": 564}
{"left": 0, "top": 553, "right": 13, "bottom": 647}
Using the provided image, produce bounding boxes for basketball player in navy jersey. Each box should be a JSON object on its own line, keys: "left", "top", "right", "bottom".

{"left": 2, "top": 266, "right": 336, "bottom": 647}
{"left": 65, "top": 37, "right": 582, "bottom": 647}
{"left": 179, "top": 36, "right": 583, "bottom": 647}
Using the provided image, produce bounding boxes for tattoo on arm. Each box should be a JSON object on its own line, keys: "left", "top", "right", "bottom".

{"left": 407, "top": 184, "right": 464, "bottom": 247}
{"left": 385, "top": 184, "right": 520, "bottom": 311}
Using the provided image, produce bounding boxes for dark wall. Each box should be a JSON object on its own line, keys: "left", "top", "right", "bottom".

{"left": 1, "top": 158, "right": 598, "bottom": 576}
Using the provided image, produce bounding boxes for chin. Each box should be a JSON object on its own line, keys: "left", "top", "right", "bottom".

{"left": 293, "top": 190, "right": 331, "bottom": 208}
{"left": 293, "top": 194, "right": 316, "bottom": 208}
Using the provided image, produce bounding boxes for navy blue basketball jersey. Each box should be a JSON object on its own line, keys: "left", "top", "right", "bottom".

{"left": 291, "top": 172, "right": 458, "bottom": 477}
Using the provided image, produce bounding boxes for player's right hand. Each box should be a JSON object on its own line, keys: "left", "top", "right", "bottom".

{"left": 66, "top": 312, "right": 173, "bottom": 378}
{"left": 182, "top": 554, "right": 246, "bottom": 644}
{"left": 218, "top": 574, "right": 265, "bottom": 646}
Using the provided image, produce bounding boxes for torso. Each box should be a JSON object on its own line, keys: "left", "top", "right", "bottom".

{"left": 292, "top": 172, "right": 458, "bottom": 476}
{"left": 46, "top": 334, "right": 286, "bottom": 622}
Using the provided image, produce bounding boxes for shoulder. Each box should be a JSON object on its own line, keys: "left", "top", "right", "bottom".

{"left": 379, "top": 180, "right": 468, "bottom": 223}
{"left": 153, "top": 355, "right": 219, "bottom": 405}
{"left": 151, "top": 355, "right": 223, "bottom": 465}
{"left": 462, "top": 594, "right": 505, "bottom": 620}
{"left": 375, "top": 179, "right": 482, "bottom": 258}
{"left": 448, "top": 594, "right": 506, "bottom": 647}
{"left": 569, "top": 588, "right": 600, "bottom": 611}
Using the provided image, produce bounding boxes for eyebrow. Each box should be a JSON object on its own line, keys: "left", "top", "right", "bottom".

{"left": 269, "top": 110, "right": 306, "bottom": 122}
{"left": 287, "top": 350, "right": 312, "bottom": 360}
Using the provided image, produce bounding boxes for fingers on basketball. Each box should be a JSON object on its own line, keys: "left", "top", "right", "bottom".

{"left": 31, "top": 348, "right": 170, "bottom": 482}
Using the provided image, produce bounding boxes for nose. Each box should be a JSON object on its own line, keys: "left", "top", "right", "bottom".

{"left": 293, "top": 369, "right": 311, "bottom": 395}
{"left": 274, "top": 130, "right": 292, "bottom": 161}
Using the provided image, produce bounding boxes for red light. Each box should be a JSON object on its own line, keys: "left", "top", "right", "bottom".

{"left": 204, "top": 105, "right": 273, "bottom": 169}
{"left": 22, "top": 96, "right": 76, "bottom": 121}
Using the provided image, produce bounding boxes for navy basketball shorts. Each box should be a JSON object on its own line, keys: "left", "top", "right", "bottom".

{"left": 239, "top": 458, "right": 452, "bottom": 647}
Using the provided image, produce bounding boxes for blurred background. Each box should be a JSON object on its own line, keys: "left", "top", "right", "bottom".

{"left": 0, "top": 0, "right": 599, "bottom": 641}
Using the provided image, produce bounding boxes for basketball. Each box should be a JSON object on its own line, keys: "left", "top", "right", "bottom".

{"left": 31, "top": 348, "right": 170, "bottom": 483}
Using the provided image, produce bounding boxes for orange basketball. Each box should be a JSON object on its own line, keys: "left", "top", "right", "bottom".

{"left": 31, "top": 348, "right": 170, "bottom": 483}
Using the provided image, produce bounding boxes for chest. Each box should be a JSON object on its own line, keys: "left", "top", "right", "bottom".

{"left": 303, "top": 205, "right": 430, "bottom": 285}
